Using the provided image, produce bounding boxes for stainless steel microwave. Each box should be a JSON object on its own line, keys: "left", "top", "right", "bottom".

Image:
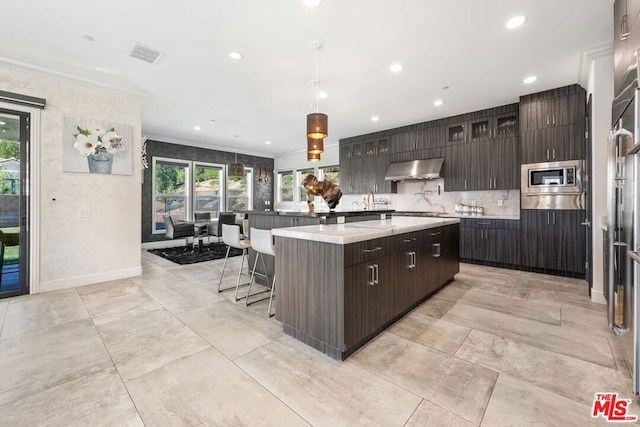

{"left": 521, "top": 160, "right": 585, "bottom": 210}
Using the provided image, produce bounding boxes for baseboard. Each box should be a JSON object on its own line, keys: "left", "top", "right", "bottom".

{"left": 142, "top": 239, "right": 194, "bottom": 250}
{"left": 38, "top": 266, "right": 142, "bottom": 293}
{"left": 590, "top": 289, "right": 607, "bottom": 305}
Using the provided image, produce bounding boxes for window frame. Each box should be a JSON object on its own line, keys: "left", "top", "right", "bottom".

{"left": 277, "top": 170, "right": 294, "bottom": 203}
{"left": 152, "top": 156, "right": 191, "bottom": 234}
{"left": 226, "top": 166, "right": 253, "bottom": 212}
{"left": 193, "top": 161, "right": 226, "bottom": 219}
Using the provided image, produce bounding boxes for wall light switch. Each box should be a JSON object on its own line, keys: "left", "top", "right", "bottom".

{"left": 337, "top": 216, "right": 345, "bottom": 224}
{"left": 470, "top": 200, "right": 477, "bottom": 207}
{"left": 498, "top": 199, "right": 504, "bottom": 207}
{"left": 78, "top": 209, "right": 90, "bottom": 218}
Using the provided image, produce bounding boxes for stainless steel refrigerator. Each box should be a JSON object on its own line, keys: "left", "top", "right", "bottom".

{"left": 608, "top": 85, "right": 640, "bottom": 394}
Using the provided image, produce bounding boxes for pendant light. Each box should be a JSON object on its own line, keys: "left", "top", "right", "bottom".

{"left": 228, "top": 146, "right": 244, "bottom": 177}
{"left": 307, "top": 137, "right": 324, "bottom": 154}
{"left": 306, "top": 41, "right": 328, "bottom": 141}
{"left": 307, "top": 151, "right": 321, "bottom": 162}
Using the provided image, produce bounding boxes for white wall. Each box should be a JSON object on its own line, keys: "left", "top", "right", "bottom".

{"left": 0, "top": 64, "right": 143, "bottom": 293}
{"left": 587, "top": 53, "right": 615, "bottom": 304}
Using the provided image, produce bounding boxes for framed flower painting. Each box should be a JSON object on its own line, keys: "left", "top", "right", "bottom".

{"left": 62, "top": 115, "right": 133, "bottom": 175}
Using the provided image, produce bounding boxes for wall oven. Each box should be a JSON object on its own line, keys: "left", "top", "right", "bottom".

{"left": 521, "top": 160, "right": 585, "bottom": 210}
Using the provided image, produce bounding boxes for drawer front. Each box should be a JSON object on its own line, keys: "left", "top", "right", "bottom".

{"left": 345, "top": 237, "right": 388, "bottom": 266}
{"left": 460, "top": 218, "right": 520, "bottom": 230}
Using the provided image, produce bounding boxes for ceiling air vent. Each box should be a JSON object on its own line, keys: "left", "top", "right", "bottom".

{"left": 129, "top": 42, "right": 163, "bottom": 64}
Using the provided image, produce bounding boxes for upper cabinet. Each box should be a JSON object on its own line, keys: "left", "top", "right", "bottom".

{"left": 339, "top": 136, "right": 393, "bottom": 195}
{"left": 519, "top": 85, "right": 586, "bottom": 164}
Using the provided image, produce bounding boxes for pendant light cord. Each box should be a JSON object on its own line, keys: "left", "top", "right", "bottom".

{"left": 315, "top": 46, "right": 319, "bottom": 113}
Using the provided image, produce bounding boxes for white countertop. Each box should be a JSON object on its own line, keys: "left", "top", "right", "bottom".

{"left": 271, "top": 217, "right": 461, "bottom": 245}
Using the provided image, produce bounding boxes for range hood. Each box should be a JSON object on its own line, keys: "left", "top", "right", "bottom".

{"left": 384, "top": 158, "right": 444, "bottom": 181}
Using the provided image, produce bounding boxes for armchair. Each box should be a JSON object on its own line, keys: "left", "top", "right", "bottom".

{"left": 163, "top": 214, "right": 195, "bottom": 247}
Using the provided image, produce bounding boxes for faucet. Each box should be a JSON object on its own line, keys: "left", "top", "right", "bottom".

{"left": 367, "top": 190, "right": 375, "bottom": 211}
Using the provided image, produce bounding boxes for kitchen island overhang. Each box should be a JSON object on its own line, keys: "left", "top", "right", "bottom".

{"left": 272, "top": 217, "right": 461, "bottom": 360}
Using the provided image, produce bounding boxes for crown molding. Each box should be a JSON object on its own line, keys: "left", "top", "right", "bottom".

{"left": 0, "top": 54, "right": 147, "bottom": 100}
{"left": 144, "top": 133, "right": 276, "bottom": 159}
{"left": 578, "top": 41, "right": 614, "bottom": 88}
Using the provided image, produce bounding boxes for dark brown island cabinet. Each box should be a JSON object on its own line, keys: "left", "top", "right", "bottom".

{"left": 272, "top": 218, "right": 460, "bottom": 360}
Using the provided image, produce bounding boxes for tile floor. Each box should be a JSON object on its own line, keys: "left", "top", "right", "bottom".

{"left": 0, "top": 252, "right": 638, "bottom": 426}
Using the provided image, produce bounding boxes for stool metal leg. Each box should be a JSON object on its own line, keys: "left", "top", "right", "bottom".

{"left": 234, "top": 249, "right": 250, "bottom": 301}
{"left": 217, "top": 245, "right": 231, "bottom": 292}
{"left": 268, "top": 275, "right": 276, "bottom": 317}
{"left": 246, "top": 252, "right": 261, "bottom": 305}
{"left": 245, "top": 252, "right": 271, "bottom": 306}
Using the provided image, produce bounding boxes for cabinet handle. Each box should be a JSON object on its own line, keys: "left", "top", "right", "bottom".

{"left": 552, "top": 113, "right": 556, "bottom": 126}
{"left": 552, "top": 148, "right": 556, "bottom": 160}
{"left": 477, "top": 221, "right": 491, "bottom": 225}
{"left": 374, "top": 264, "right": 379, "bottom": 284}
{"left": 368, "top": 265, "right": 376, "bottom": 286}
{"left": 546, "top": 149, "right": 550, "bottom": 160}
{"left": 430, "top": 231, "right": 441, "bottom": 236}
{"left": 546, "top": 115, "right": 550, "bottom": 126}
{"left": 489, "top": 177, "right": 492, "bottom": 188}
{"left": 464, "top": 179, "right": 467, "bottom": 190}
{"left": 403, "top": 239, "right": 412, "bottom": 243}
{"left": 433, "top": 243, "right": 441, "bottom": 257}
{"left": 553, "top": 212, "right": 556, "bottom": 225}
{"left": 547, "top": 211, "right": 550, "bottom": 225}
{"left": 363, "top": 247, "right": 382, "bottom": 253}
{"left": 493, "top": 178, "right": 497, "bottom": 189}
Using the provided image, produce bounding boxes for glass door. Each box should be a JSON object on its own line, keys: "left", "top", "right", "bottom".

{"left": 0, "top": 109, "right": 29, "bottom": 298}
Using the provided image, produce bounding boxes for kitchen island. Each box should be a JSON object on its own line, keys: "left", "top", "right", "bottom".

{"left": 272, "top": 217, "right": 460, "bottom": 359}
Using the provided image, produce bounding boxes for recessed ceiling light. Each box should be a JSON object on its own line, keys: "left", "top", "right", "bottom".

{"left": 194, "top": 126, "right": 201, "bottom": 131}
{"left": 390, "top": 63, "right": 404, "bottom": 73}
{"left": 229, "top": 52, "right": 243, "bottom": 60}
{"left": 506, "top": 15, "right": 527, "bottom": 29}
{"left": 82, "top": 35, "right": 95, "bottom": 42}
{"left": 434, "top": 99, "right": 444, "bottom": 107}
{"left": 303, "top": 0, "right": 322, "bottom": 7}
{"left": 265, "top": 141, "right": 271, "bottom": 145}
{"left": 371, "top": 116, "right": 380, "bottom": 122}
{"left": 318, "top": 91, "right": 328, "bottom": 99}
{"left": 523, "top": 75, "right": 538, "bottom": 84}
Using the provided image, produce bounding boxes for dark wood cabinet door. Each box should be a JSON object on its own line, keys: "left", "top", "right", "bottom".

{"left": 487, "top": 228, "right": 521, "bottom": 266}
{"left": 491, "top": 137, "right": 519, "bottom": 190}
{"left": 494, "top": 113, "right": 518, "bottom": 139}
{"left": 520, "top": 100, "right": 544, "bottom": 131}
{"left": 520, "top": 210, "right": 555, "bottom": 269}
{"left": 469, "top": 118, "right": 492, "bottom": 143}
{"left": 551, "top": 123, "right": 586, "bottom": 161}
{"left": 444, "top": 144, "right": 466, "bottom": 191}
{"left": 520, "top": 129, "right": 549, "bottom": 163}
{"left": 446, "top": 121, "right": 467, "bottom": 144}
{"left": 553, "top": 92, "right": 585, "bottom": 127}
{"left": 553, "top": 210, "right": 586, "bottom": 274}
{"left": 423, "top": 125, "right": 446, "bottom": 149}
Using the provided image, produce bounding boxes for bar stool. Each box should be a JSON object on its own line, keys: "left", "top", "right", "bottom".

{"left": 217, "top": 224, "right": 252, "bottom": 301}
{"left": 246, "top": 227, "right": 277, "bottom": 317}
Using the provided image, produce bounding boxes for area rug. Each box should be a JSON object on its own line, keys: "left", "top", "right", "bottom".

{"left": 149, "top": 242, "right": 243, "bottom": 265}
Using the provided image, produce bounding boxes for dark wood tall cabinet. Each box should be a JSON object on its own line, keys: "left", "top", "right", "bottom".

{"left": 519, "top": 85, "right": 586, "bottom": 164}
{"left": 520, "top": 210, "right": 586, "bottom": 275}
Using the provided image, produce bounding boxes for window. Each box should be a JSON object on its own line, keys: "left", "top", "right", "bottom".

{"left": 226, "top": 167, "right": 253, "bottom": 211}
{"left": 153, "top": 158, "right": 190, "bottom": 231}
{"left": 297, "top": 167, "right": 316, "bottom": 202}
{"left": 194, "top": 163, "right": 224, "bottom": 219}
{"left": 152, "top": 158, "right": 254, "bottom": 234}
{"left": 278, "top": 170, "right": 294, "bottom": 202}
{"left": 319, "top": 165, "right": 340, "bottom": 186}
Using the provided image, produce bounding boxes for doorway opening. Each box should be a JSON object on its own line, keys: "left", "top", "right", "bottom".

{"left": 0, "top": 109, "right": 30, "bottom": 298}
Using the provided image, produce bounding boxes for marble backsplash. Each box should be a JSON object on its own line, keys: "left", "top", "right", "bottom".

{"left": 338, "top": 179, "right": 520, "bottom": 218}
